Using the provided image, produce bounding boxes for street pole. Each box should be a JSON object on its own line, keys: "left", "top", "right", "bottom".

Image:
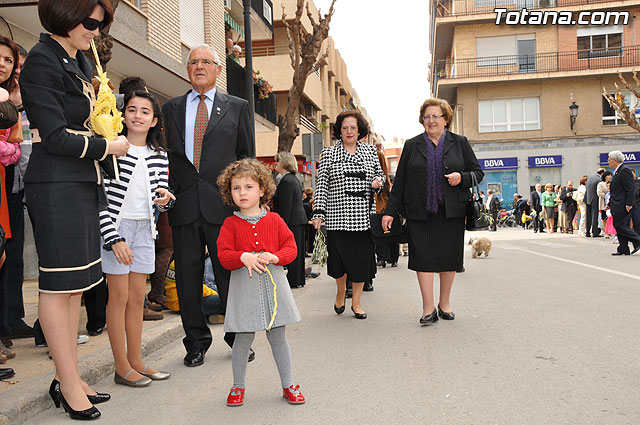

{"left": 243, "top": 0, "right": 256, "bottom": 143}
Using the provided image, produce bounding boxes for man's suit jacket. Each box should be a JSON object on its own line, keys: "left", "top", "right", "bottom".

{"left": 489, "top": 195, "right": 501, "bottom": 213}
{"left": 272, "top": 172, "right": 308, "bottom": 227}
{"left": 609, "top": 164, "right": 636, "bottom": 214}
{"left": 585, "top": 173, "right": 601, "bottom": 205}
{"left": 560, "top": 187, "right": 577, "bottom": 212}
{"left": 385, "top": 131, "right": 484, "bottom": 220}
{"left": 162, "top": 90, "right": 254, "bottom": 227}
{"left": 530, "top": 190, "right": 542, "bottom": 212}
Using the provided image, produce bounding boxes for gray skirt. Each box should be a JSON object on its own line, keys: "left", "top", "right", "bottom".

{"left": 224, "top": 264, "right": 301, "bottom": 333}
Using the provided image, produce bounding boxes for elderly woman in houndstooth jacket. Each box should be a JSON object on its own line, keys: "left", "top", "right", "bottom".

{"left": 311, "top": 111, "right": 384, "bottom": 320}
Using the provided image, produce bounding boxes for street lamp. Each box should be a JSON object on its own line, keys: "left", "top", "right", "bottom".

{"left": 569, "top": 101, "right": 579, "bottom": 131}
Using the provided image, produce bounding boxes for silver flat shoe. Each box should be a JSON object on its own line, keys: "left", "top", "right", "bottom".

{"left": 138, "top": 365, "right": 171, "bottom": 381}
{"left": 114, "top": 369, "right": 152, "bottom": 387}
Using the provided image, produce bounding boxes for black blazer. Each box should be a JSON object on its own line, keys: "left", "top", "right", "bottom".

{"left": 609, "top": 164, "right": 636, "bottom": 214}
{"left": 385, "top": 131, "right": 483, "bottom": 220}
{"left": 560, "top": 187, "right": 577, "bottom": 212}
{"left": 20, "top": 33, "right": 109, "bottom": 184}
{"left": 530, "top": 190, "right": 542, "bottom": 212}
{"left": 163, "top": 90, "right": 254, "bottom": 226}
{"left": 273, "top": 172, "right": 307, "bottom": 227}
{"left": 489, "top": 195, "right": 501, "bottom": 213}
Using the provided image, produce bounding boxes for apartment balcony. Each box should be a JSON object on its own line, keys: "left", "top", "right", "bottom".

{"left": 434, "top": 0, "right": 633, "bottom": 17}
{"left": 227, "top": 0, "right": 274, "bottom": 41}
{"left": 226, "top": 58, "right": 277, "bottom": 133}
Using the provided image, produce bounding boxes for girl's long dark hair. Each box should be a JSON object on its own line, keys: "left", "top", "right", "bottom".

{"left": 122, "top": 91, "right": 167, "bottom": 153}
{"left": 0, "top": 36, "right": 19, "bottom": 92}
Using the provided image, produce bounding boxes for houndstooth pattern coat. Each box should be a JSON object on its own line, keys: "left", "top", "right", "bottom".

{"left": 312, "top": 141, "right": 384, "bottom": 231}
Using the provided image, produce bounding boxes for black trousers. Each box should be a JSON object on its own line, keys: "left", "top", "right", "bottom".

{"left": 612, "top": 210, "right": 640, "bottom": 254}
{"left": 286, "top": 225, "right": 305, "bottom": 288}
{"left": 491, "top": 210, "right": 498, "bottom": 231}
{"left": 84, "top": 278, "right": 107, "bottom": 332}
{"left": 172, "top": 217, "right": 233, "bottom": 352}
{"left": 533, "top": 209, "right": 543, "bottom": 232}
{"left": 5, "top": 190, "right": 25, "bottom": 329}
{"left": 586, "top": 203, "right": 601, "bottom": 236}
{"left": 375, "top": 240, "right": 399, "bottom": 263}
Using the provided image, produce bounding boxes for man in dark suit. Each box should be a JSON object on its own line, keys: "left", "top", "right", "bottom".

{"left": 560, "top": 180, "right": 577, "bottom": 234}
{"left": 162, "top": 44, "right": 254, "bottom": 367}
{"left": 607, "top": 151, "right": 640, "bottom": 255}
{"left": 585, "top": 168, "right": 605, "bottom": 237}
{"left": 488, "top": 189, "right": 501, "bottom": 231}
{"left": 530, "top": 183, "right": 544, "bottom": 233}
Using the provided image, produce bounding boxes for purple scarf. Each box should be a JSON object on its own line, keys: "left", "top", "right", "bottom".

{"left": 424, "top": 131, "right": 446, "bottom": 214}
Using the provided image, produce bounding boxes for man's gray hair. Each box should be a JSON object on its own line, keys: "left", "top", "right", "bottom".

{"left": 608, "top": 150, "right": 625, "bottom": 163}
{"left": 186, "top": 44, "right": 220, "bottom": 66}
{"left": 232, "top": 45, "right": 242, "bottom": 53}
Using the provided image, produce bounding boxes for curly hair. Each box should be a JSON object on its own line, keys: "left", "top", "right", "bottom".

{"left": 217, "top": 158, "right": 276, "bottom": 207}
{"left": 419, "top": 98, "right": 453, "bottom": 126}
{"left": 333, "top": 110, "right": 369, "bottom": 141}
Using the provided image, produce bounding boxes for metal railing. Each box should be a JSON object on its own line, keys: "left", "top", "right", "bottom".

{"left": 299, "top": 115, "right": 319, "bottom": 133}
{"left": 435, "top": 0, "right": 624, "bottom": 17}
{"left": 243, "top": 45, "right": 290, "bottom": 57}
{"left": 434, "top": 45, "right": 640, "bottom": 80}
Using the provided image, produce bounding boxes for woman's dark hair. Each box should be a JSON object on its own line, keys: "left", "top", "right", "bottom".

{"left": 0, "top": 36, "right": 19, "bottom": 92}
{"left": 579, "top": 175, "right": 588, "bottom": 186}
{"left": 38, "top": 0, "right": 114, "bottom": 37}
{"left": 601, "top": 170, "right": 612, "bottom": 181}
{"left": 333, "top": 111, "right": 369, "bottom": 141}
{"left": 122, "top": 91, "right": 167, "bottom": 153}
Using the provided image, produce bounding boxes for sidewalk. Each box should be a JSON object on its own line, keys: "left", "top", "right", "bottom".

{"left": 0, "top": 280, "right": 185, "bottom": 425}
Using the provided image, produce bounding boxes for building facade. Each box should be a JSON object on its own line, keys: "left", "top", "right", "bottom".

{"left": 429, "top": 0, "right": 640, "bottom": 205}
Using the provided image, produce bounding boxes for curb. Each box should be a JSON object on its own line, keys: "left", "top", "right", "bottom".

{"left": 0, "top": 315, "right": 183, "bottom": 424}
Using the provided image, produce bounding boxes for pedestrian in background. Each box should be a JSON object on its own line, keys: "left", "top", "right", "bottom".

{"left": 382, "top": 98, "right": 483, "bottom": 325}
{"left": 607, "top": 151, "right": 640, "bottom": 255}
{"left": 272, "top": 151, "right": 307, "bottom": 288}
{"left": 374, "top": 141, "right": 398, "bottom": 268}
{"left": 585, "top": 168, "right": 605, "bottom": 237}
{"left": 20, "top": 0, "right": 129, "bottom": 418}
{"left": 631, "top": 169, "right": 640, "bottom": 238}
{"left": 597, "top": 171, "right": 612, "bottom": 237}
{"left": 530, "top": 183, "right": 544, "bottom": 233}
{"left": 560, "top": 180, "right": 577, "bottom": 234}
{"left": 541, "top": 183, "right": 556, "bottom": 233}
{"left": 311, "top": 111, "right": 383, "bottom": 320}
{"left": 575, "top": 175, "right": 588, "bottom": 236}
{"left": 487, "top": 189, "right": 501, "bottom": 232}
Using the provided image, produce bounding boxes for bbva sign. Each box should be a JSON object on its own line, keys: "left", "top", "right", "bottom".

{"left": 528, "top": 155, "right": 562, "bottom": 168}
{"left": 480, "top": 157, "right": 518, "bottom": 170}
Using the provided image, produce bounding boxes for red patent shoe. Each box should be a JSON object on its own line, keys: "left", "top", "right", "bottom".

{"left": 282, "top": 384, "right": 306, "bottom": 404}
{"left": 226, "top": 387, "right": 245, "bottom": 406}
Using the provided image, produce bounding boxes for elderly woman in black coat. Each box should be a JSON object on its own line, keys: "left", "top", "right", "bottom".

{"left": 382, "top": 98, "right": 483, "bottom": 326}
{"left": 273, "top": 151, "right": 308, "bottom": 288}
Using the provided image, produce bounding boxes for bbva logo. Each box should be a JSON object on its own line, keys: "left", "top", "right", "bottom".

{"left": 624, "top": 153, "right": 637, "bottom": 161}
{"left": 535, "top": 157, "right": 556, "bottom": 165}
{"left": 484, "top": 159, "right": 504, "bottom": 167}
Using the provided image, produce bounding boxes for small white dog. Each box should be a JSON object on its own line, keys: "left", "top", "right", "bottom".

{"left": 468, "top": 237, "right": 492, "bottom": 258}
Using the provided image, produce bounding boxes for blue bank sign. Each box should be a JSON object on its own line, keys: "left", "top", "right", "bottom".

{"left": 479, "top": 157, "right": 518, "bottom": 170}
{"left": 528, "top": 155, "right": 562, "bottom": 168}
{"left": 599, "top": 151, "right": 640, "bottom": 165}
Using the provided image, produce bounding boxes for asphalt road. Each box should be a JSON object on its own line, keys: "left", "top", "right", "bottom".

{"left": 25, "top": 228, "right": 640, "bottom": 425}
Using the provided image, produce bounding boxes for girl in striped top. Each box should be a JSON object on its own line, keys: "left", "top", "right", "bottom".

{"left": 100, "top": 91, "right": 175, "bottom": 387}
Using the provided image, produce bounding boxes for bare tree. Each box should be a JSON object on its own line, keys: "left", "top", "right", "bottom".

{"left": 84, "top": 0, "right": 120, "bottom": 68}
{"left": 602, "top": 71, "right": 640, "bottom": 132}
{"left": 277, "top": 0, "right": 336, "bottom": 153}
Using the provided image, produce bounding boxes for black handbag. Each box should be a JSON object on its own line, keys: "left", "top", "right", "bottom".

{"left": 466, "top": 173, "right": 490, "bottom": 231}
{"left": 369, "top": 188, "right": 404, "bottom": 244}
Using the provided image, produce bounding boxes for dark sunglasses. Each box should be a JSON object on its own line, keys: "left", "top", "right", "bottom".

{"left": 81, "top": 17, "right": 105, "bottom": 31}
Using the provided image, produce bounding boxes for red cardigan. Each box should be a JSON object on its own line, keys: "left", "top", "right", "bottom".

{"left": 217, "top": 212, "right": 297, "bottom": 271}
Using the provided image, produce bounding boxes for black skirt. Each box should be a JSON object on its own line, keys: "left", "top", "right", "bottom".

{"left": 326, "top": 230, "right": 376, "bottom": 282}
{"left": 407, "top": 206, "right": 465, "bottom": 272}
{"left": 26, "top": 182, "right": 104, "bottom": 293}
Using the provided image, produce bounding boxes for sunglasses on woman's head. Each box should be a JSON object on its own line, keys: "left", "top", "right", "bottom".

{"left": 82, "top": 17, "right": 105, "bottom": 31}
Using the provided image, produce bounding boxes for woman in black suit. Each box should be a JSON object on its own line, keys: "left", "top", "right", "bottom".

{"left": 273, "top": 151, "right": 308, "bottom": 288}
{"left": 382, "top": 98, "right": 483, "bottom": 326}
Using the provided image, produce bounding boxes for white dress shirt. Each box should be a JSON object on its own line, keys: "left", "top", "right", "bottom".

{"left": 184, "top": 87, "right": 216, "bottom": 167}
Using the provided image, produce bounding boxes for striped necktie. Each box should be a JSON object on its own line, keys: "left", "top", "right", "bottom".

{"left": 193, "top": 94, "right": 209, "bottom": 170}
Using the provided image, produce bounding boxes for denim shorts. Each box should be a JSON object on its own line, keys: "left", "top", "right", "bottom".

{"left": 101, "top": 219, "right": 155, "bottom": 275}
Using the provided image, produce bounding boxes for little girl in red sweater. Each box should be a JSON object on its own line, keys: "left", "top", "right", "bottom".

{"left": 216, "top": 158, "right": 305, "bottom": 407}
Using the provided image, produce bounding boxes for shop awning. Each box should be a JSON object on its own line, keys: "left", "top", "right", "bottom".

{"left": 224, "top": 12, "right": 244, "bottom": 38}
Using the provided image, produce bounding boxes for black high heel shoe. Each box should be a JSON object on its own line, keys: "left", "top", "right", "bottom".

{"left": 50, "top": 379, "right": 111, "bottom": 406}
{"left": 57, "top": 389, "right": 101, "bottom": 420}
{"left": 351, "top": 306, "right": 367, "bottom": 320}
{"left": 437, "top": 304, "right": 455, "bottom": 320}
{"left": 334, "top": 303, "right": 345, "bottom": 314}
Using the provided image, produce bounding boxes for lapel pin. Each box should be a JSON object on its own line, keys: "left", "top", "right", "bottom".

{"left": 216, "top": 107, "right": 221, "bottom": 115}
{"left": 63, "top": 58, "right": 68, "bottom": 64}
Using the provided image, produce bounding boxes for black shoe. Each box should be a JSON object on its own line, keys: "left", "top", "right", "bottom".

{"left": 49, "top": 379, "right": 61, "bottom": 408}
{"left": 585, "top": 234, "right": 591, "bottom": 237}
{"left": 345, "top": 288, "right": 352, "bottom": 299}
{"left": 184, "top": 348, "right": 205, "bottom": 367}
{"left": 437, "top": 304, "right": 455, "bottom": 320}
{"left": 0, "top": 368, "right": 15, "bottom": 380}
{"left": 248, "top": 348, "right": 255, "bottom": 363}
{"left": 611, "top": 252, "right": 629, "bottom": 256}
{"left": 632, "top": 245, "right": 640, "bottom": 255}
{"left": 34, "top": 319, "right": 47, "bottom": 347}
{"left": 592, "top": 234, "right": 603, "bottom": 238}
{"left": 390, "top": 262, "right": 398, "bottom": 267}
{"left": 307, "top": 272, "right": 320, "bottom": 279}
{"left": 376, "top": 261, "right": 386, "bottom": 268}
{"left": 87, "top": 328, "right": 103, "bottom": 337}
{"left": 334, "top": 303, "right": 345, "bottom": 315}
{"left": 1, "top": 338, "right": 12, "bottom": 348}
{"left": 419, "top": 309, "right": 439, "bottom": 326}
{"left": 6, "top": 323, "right": 34, "bottom": 339}
{"left": 351, "top": 306, "right": 367, "bottom": 320}
{"left": 363, "top": 281, "right": 374, "bottom": 292}
{"left": 57, "top": 389, "right": 101, "bottom": 420}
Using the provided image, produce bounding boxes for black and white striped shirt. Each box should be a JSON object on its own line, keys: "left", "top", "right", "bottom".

{"left": 99, "top": 148, "right": 173, "bottom": 250}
